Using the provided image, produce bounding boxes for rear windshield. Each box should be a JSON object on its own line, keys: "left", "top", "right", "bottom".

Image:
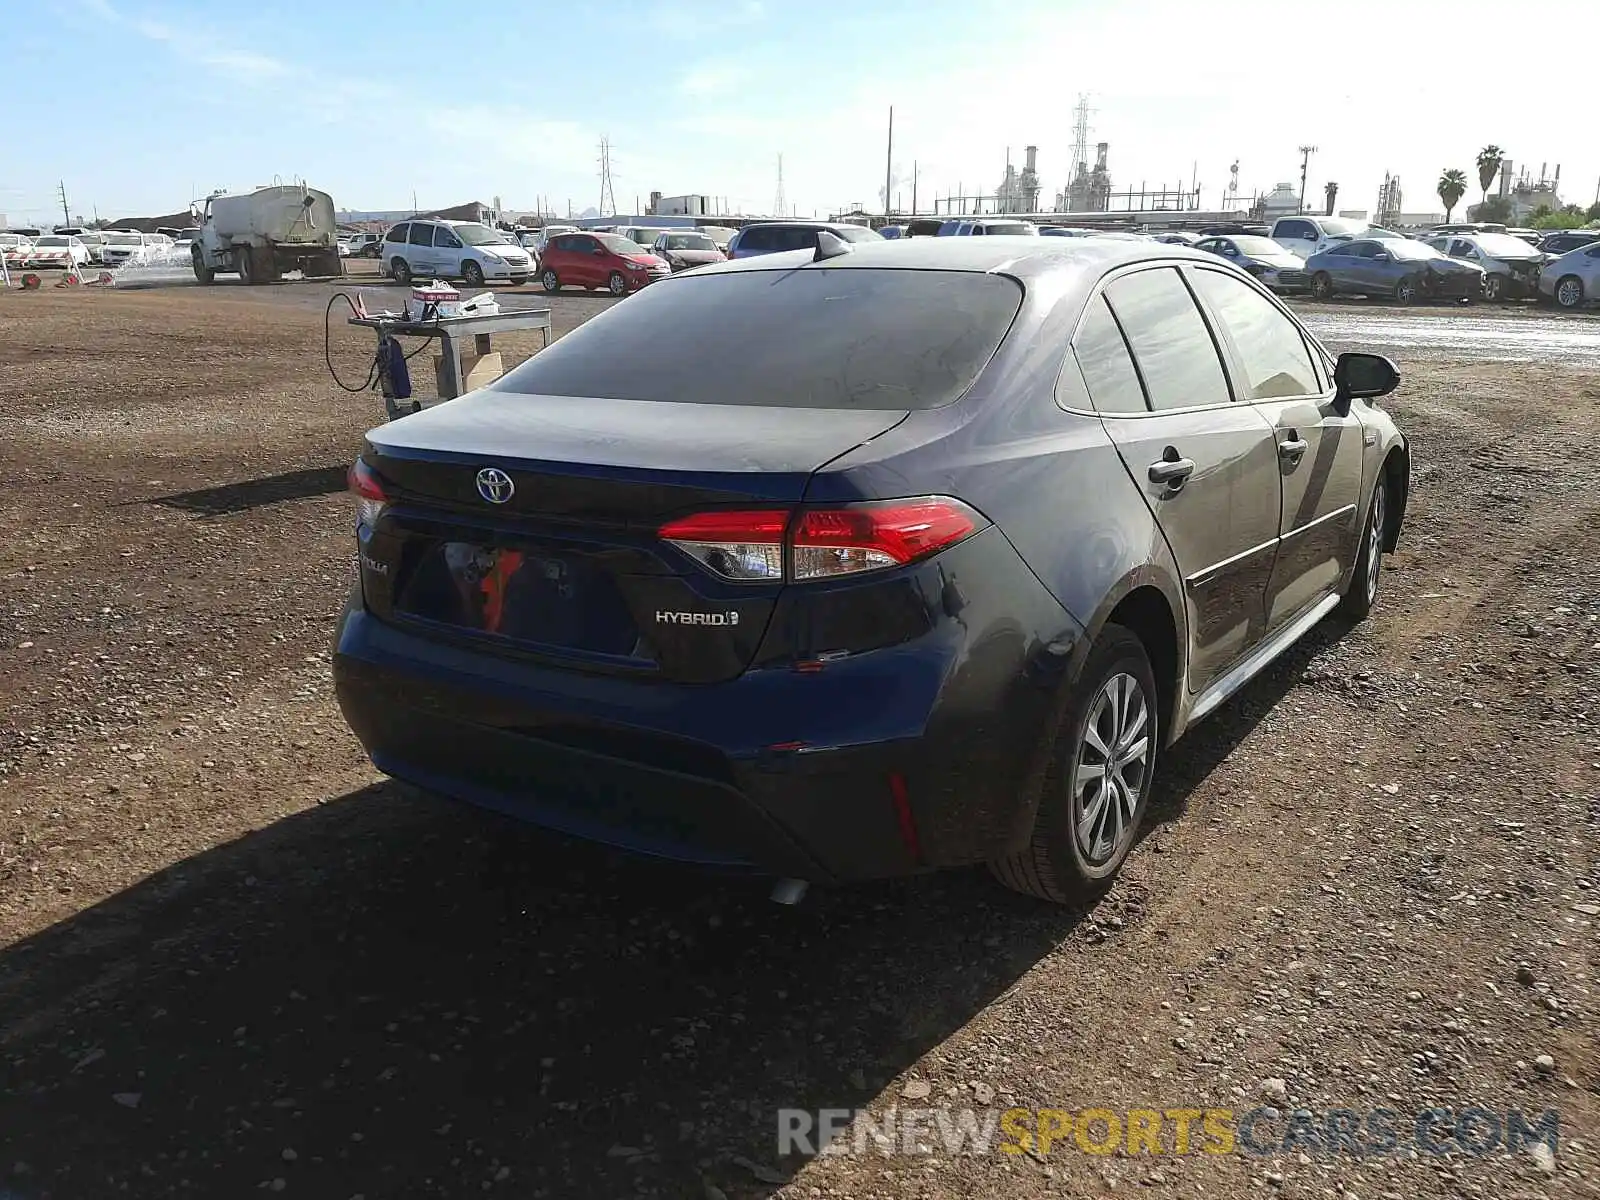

{"left": 496, "top": 268, "right": 1022, "bottom": 410}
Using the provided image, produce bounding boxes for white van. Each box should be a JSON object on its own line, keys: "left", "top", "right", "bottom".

{"left": 1270, "top": 215, "right": 1399, "bottom": 260}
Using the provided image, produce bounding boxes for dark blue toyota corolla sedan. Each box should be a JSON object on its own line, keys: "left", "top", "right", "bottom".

{"left": 334, "top": 236, "right": 1408, "bottom": 902}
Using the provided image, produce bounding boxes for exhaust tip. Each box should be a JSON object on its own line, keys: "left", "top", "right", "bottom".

{"left": 769, "top": 878, "right": 809, "bottom": 906}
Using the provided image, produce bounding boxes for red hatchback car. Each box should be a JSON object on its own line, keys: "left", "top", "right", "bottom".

{"left": 539, "top": 232, "right": 671, "bottom": 296}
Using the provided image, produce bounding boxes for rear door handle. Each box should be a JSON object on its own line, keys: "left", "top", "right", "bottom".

{"left": 1147, "top": 456, "right": 1196, "bottom": 486}
{"left": 1278, "top": 437, "right": 1309, "bottom": 458}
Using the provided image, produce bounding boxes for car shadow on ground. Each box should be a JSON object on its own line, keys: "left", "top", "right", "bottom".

{"left": 145, "top": 466, "right": 352, "bottom": 517}
{"left": 0, "top": 623, "right": 1346, "bottom": 1199}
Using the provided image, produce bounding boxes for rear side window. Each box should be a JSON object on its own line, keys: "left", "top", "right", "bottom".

{"left": 1104, "top": 268, "right": 1232, "bottom": 411}
{"left": 1069, "top": 297, "right": 1147, "bottom": 415}
{"left": 408, "top": 224, "right": 433, "bottom": 246}
{"left": 386, "top": 223, "right": 409, "bottom": 243}
{"left": 777, "top": 226, "right": 817, "bottom": 251}
{"left": 737, "top": 226, "right": 775, "bottom": 251}
{"left": 1189, "top": 270, "right": 1320, "bottom": 401}
{"left": 496, "top": 269, "right": 1023, "bottom": 411}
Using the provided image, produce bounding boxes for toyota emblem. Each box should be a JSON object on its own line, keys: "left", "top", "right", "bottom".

{"left": 475, "top": 467, "right": 515, "bottom": 504}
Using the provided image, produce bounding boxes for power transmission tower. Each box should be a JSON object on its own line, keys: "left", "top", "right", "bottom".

{"left": 1297, "top": 145, "right": 1317, "bottom": 214}
{"left": 1070, "top": 94, "right": 1095, "bottom": 181}
{"left": 598, "top": 137, "right": 617, "bottom": 217}
{"left": 773, "top": 154, "right": 786, "bottom": 217}
{"left": 58, "top": 179, "right": 71, "bottom": 228}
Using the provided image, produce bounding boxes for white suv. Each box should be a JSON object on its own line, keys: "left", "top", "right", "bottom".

{"left": 381, "top": 219, "right": 533, "bottom": 287}
{"left": 1271, "top": 215, "right": 1402, "bottom": 260}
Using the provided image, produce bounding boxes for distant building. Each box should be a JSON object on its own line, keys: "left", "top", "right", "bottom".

{"left": 1057, "top": 143, "right": 1111, "bottom": 212}
{"left": 1259, "top": 182, "right": 1301, "bottom": 218}
{"left": 654, "top": 194, "right": 712, "bottom": 217}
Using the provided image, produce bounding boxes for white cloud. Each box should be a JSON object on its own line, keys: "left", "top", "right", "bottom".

{"left": 81, "top": 0, "right": 289, "bottom": 81}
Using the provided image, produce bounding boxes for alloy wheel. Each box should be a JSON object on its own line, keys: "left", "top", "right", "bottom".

{"left": 1073, "top": 673, "right": 1150, "bottom": 866}
{"left": 541, "top": 268, "right": 559, "bottom": 293}
{"left": 1366, "top": 485, "right": 1385, "bottom": 603}
{"left": 608, "top": 271, "right": 627, "bottom": 296}
{"left": 1311, "top": 273, "right": 1332, "bottom": 300}
{"left": 1556, "top": 278, "right": 1583, "bottom": 309}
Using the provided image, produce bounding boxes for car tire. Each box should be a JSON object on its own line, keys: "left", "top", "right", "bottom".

{"left": 1394, "top": 275, "right": 1418, "bottom": 306}
{"left": 607, "top": 271, "right": 628, "bottom": 296}
{"left": 989, "top": 624, "right": 1158, "bottom": 905}
{"left": 1338, "top": 475, "right": 1387, "bottom": 622}
{"left": 1554, "top": 275, "right": 1585, "bottom": 310}
{"left": 541, "top": 268, "right": 560, "bottom": 293}
{"left": 462, "top": 260, "right": 485, "bottom": 287}
{"left": 1310, "top": 271, "right": 1334, "bottom": 301}
{"left": 390, "top": 257, "right": 412, "bottom": 286}
{"left": 1483, "top": 273, "right": 1506, "bottom": 302}
{"left": 191, "top": 246, "right": 214, "bottom": 285}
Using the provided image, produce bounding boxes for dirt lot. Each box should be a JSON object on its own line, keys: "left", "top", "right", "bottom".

{"left": 0, "top": 280, "right": 1596, "bottom": 1200}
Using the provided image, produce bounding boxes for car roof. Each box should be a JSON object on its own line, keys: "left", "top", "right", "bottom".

{"left": 738, "top": 220, "right": 871, "bottom": 232}
{"left": 688, "top": 235, "right": 1210, "bottom": 286}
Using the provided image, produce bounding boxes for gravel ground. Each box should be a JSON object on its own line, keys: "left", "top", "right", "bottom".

{"left": 0, "top": 280, "right": 1596, "bottom": 1200}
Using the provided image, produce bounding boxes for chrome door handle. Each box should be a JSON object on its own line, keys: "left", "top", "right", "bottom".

{"left": 1278, "top": 437, "right": 1309, "bottom": 458}
{"left": 1148, "top": 456, "right": 1196, "bottom": 486}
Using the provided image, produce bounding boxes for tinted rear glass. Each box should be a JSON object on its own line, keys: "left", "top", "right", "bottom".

{"left": 496, "top": 268, "right": 1022, "bottom": 410}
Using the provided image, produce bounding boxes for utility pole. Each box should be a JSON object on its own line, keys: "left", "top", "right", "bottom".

{"left": 911, "top": 161, "right": 918, "bottom": 215}
{"left": 1297, "top": 145, "right": 1317, "bottom": 214}
{"left": 884, "top": 106, "right": 894, "bottom": 217}
{"left": 58, "top": 180, "right": 70, "bottom": 228}
{"left": 773, "top": 153, "right": 786, "bottom": 219}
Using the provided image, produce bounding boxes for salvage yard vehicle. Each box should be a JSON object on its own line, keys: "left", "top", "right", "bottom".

{"left": 650, "top": 229, "right": 726, "bottom": 271}
{"left": 937, "top": 218, "right": 1041, "bottom": 236}
{"left": 1423, "top": 232, "right": 1545, "bottom": 301}
{"left": 381, "top": 219, "right": 533, "bottom": 288}
{"left": 96, "top": 230, "right": 157, "bottom": 266}
{"left": 1534, "top": 229, "right": 1600, "bottom": 258}
{"left": 1306, "top": 237, "right": 1485, "bottom": 303}
{"left": 23, "top": 234, "right": 90, "bottom": 269}
{"left": 727, "top": 220, "right": 884, "bottom": 258}
{"left": 1194, "top": 234, "right": 1309, "bottom": 293}
{"left": 1538, "top": 241, "right": 1600, "bottom": 309}
{"left": 1270, "top": 215, "right": 1401, "bottom": 260}
{"left": 333, "top": 237, "right": 1410, "bottom": 904}
{"left": 0, "top": 232, "right": 32, "bottom": 267}
{"left": 191, "top": 184, "right": 344, "bottom": 284}
{"left": 538, "top": 231, "right": 669, "bottom": 294}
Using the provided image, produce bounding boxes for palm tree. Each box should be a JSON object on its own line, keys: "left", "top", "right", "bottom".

{"left": 1437, "top": 169, "right": 1468, "bottom": 222}
{"left": 1476, "top": 146, "right": 1504, "bottom": 204}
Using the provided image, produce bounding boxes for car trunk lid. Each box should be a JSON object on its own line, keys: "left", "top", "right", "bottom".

{"left": 357, "top": 391, "right": 907, "bottom": 683}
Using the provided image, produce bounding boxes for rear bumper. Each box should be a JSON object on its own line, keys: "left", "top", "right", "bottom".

{"left": 332, "top": 535, "right": 1085, "bottom": 881}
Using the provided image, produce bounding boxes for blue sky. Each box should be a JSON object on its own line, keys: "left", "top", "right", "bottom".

{"left": 5, "top": 0, "right": 1597, "bottom": 226}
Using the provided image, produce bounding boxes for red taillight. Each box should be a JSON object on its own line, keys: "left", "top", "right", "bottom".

{"left": 792, "top": 500, "right": 979, "bottom": 580}
{"left": 657, "top": 509, "right": 788, "bottom": 582}
{"left": 349, "top": 459, "right": 389, "bottom": 527}
{"left": 657, "top": 497, "right": 983, "bottom": 584}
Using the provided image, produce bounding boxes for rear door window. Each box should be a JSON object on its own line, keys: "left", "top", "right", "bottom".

{"left": 497, "top": 268, "right": 1023, "bottom": 411}
{"left": 1068, "top": 297, "right": 1148, "bottom": 415}
{"left": 408, "top": 223, "right": 434, "bottom": 246}
{"left": 737, "top": 226, "right": 775, "bottom": 251}
{"left": 1104, "top": 268, "right": 1232, "bottom": 411}
{"left": 386, "top": 223, "right": 409, "bottom": 243}
{"left": 1189, "top": 269, "right": 1320, "bottom": 400}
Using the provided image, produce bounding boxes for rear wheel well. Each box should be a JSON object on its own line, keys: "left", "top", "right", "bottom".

{"left": 1106, "top": 587, "right": 1179, "bottom": 746}
{"left": 1381, "top": 447, "right": 1408, "bottom": 551}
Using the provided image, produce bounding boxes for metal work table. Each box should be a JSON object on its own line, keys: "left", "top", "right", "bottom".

{"left": 349, "top": 306, "right": 553, "bottom": 420}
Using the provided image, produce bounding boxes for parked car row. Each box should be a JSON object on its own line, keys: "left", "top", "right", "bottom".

{"left": 0, "top": 226, "right": 179, "bottom": 271}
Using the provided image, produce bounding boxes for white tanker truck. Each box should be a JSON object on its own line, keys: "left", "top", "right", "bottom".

{"left": 191, "top": 184, "right": 343, "bottom": 284}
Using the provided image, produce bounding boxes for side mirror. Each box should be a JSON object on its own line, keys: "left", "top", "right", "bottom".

{"left": 1374, "top": 251, "right": 1391, "bottom": 262}
{"left": 1334, "top": 352, "right": 1400, "bottom": 412}
{"left": 591, "top": 247, "right": 605, "bottom": 256}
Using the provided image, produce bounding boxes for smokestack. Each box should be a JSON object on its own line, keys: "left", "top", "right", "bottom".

{"left": 1024, "top": 145, "right": 1038, "bottom": 172}
{"left": 1095, "top": 142, "right": 1108, "bottom": 170}
{"left": 1554, "top": 163, "right": 1561, "bottom": 189}
{"left": 1500, "top": 161, "right": 1512, "bottom": 197}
